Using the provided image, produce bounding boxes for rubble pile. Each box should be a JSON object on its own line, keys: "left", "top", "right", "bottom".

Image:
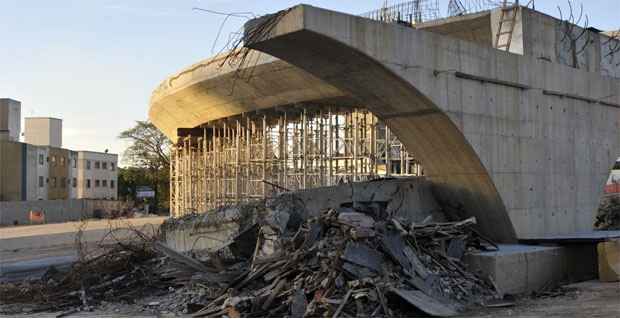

{"left": 0, "top": 201, "right": 501, "bottom": 317}
{"left": 595, "top": 195, "right": 620, "bottom": 230}
{"left": 0, "top": 235, "right": 174, "bottom": 314}
{"left": 187, "top": 208, "right": 499, "bottom": 317}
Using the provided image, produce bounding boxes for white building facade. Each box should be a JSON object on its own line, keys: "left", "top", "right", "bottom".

{"left": 75, "top": 151, "right": 118, "bottom": 200}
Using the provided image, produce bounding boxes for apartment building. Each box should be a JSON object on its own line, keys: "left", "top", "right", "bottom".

{"left": 0, "top": 99, "right": 118, "bottom": 201}
{"left": 24, "top": 117, "right": 62, "bottom": 148}
{"left": 75, "top": 151, "right": 118, "bottom": 200}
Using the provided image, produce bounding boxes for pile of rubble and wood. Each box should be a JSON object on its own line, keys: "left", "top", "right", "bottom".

{"left": 596, "top": 194, "right": 620, "bottom": 230}
{"left": 0, "top": 198, "right": 503, "bottom": 317}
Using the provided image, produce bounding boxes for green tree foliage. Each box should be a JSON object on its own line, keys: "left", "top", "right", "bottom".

{"left": 119, "top": 121, "right": 171, "bottom": 170}
{"left": 118, "top": 121, "right": 171, "bottom": 213}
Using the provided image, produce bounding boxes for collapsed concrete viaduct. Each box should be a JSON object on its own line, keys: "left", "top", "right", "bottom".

{"left": 149, "top": 5, "right": 620, "bottom": 243}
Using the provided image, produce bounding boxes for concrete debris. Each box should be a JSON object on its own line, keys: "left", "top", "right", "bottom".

{"left": 0, "top": 201, "right": 502, "bottom": 317}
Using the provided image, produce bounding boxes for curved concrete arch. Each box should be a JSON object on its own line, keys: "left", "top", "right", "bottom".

{"left": 149, "top": 5, "right": 620, "bottom": 242}
{"left": 242, "top": 5, "right": 620, "bottom": 241}
{"left": 246, "top": 8, "right": 517, "bottom": 242}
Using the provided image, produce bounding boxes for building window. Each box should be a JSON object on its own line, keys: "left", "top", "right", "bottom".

{"left": 87, "top": 179, "right": 91, "bottom": 188}
{"left": 72, "top": 178, "right": 77, "bottom": 188}
{"left": 102, "top": 162, "right": 107, "bottom": 170}
{"left": 51, "top": 156, "right": 56, "bottom": 166}
{"left": 95, "top": 179, "right": 100, "bottom": 187}
{"left": 86, "top": 160, "right": 91, "bottom": 170}
{"left": 61, "top": 177, "right": 66, "bottom": 188}
{"left": 95, "top": 161, "right": 100, "bottom": 169}
{"left": 110, "top": 180, "right": 115, "bottom": 188}
{"left": 111, "top": 162, "right": 115, "bottom": 171}
{"left": 73, "top": 159, "right": 77, "bottom": 168}
{"left": 39, "top": 176, "right": 44, "bottom": 188}
{"left": 52, "top": 177, "right": 57, "bottom": 188}
{"left": 60, "top": 157, "right": 65, "bottom": 166}
{"left": 46, "top": 177, "right": 49, "bottom": 184}
{"left": 102, "top": 180, "right": 107, "bottom": 187}
{"left": 38, "top": 154, "right": 44, "bottom": 165}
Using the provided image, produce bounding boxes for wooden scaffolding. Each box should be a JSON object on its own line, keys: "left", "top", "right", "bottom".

{"left": 169, "top": 107, "right": 422, "bottom": 217}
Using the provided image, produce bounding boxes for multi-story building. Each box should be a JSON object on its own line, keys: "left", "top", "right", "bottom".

{"left": 75, "top": 151, "right": 118, "bottom": 200}
{"left": 0, "top": 98, "right": 118, "bottom": 201}
{"left": 24, "top": 117, "right": 62, "bottom": 148}
{"left": 0, "top": 98, "right": 21, "bottom": 142}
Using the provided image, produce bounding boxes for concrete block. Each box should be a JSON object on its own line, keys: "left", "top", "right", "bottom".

{"left": 464, "top": 244, "right": 569, "bottom": 295}
{"left": 598, "top": 239, "right": 620, "bottom": 282}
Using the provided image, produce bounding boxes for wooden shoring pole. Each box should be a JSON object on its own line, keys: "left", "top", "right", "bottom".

{"left": 327, "top": 108, "right": 333, "bottom": 186}
{"left": 215, "top": 125, "right": 219, "bottom": 208}
{"left": 385, "top": 124, "right": 391, "bottom": 177}
{"left": 235, "top": 119, "right": 240, "bottom": 204}
{"left": 205, "top": 126, "right": 210, "bottom": 210}
{"left": 202, "top": 127, "right": 209, "bottom": 212}
{"left": 352, "top": 109, "right": 358, "bottom": 182}
{"left": 189, "top": 136, "right": 193, "bottom": 213}
{"left": 401, "top": 144, "right": 405, "bottom": 175}
{"left": 262, "top": 114, "right": 267, "bottom": 197}
{"left": 302, "top": 108, "right": 307, "bottom": 189}
{"left": 170, "top": 146, "right": 175, "bottom": 217}
{"left": 181, "top": 138, "right": 185, "bottom": 216}
{"left": 182, "top": 138, "right": 187, "bottom": 216}
{"left": 405, "top": 150, "right": 410, "bottom": 175}
{"left": 277, "top": 113, "right": 284, "bottom": 190}
{"left": 372, "top": 114, "right": 378, "bottom": 177}
{"left": 219, "top": 121, "right": 228, "bottom": 205}
{"left": 245, "top": 115, "right": 251, "bottom": 200}
{"left": 283, "top": 112, "right": 288, "bottom": 190}
{"left": 318, "top": 110, "right": 324, "bottom": 186}
{"left": 177, "top": 144, "right": 181, "bottom": 216}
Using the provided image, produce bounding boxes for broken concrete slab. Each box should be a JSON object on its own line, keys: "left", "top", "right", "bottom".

{"left": 598, "top": 239, "right": 620, "bottom": 282}
{"left": 463, "top": 244, "right": 598, "bottom": 295}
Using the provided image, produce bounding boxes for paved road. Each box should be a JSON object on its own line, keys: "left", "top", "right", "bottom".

{"left": 0, "top": 217, "right": 166, "bottom": 282}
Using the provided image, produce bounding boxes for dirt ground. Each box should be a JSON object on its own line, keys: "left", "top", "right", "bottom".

{"left": 468, "top": 280, "right": 620, "bottom": 318}
{"left": 3, "top": 280, "right": 617, "bottom": 317}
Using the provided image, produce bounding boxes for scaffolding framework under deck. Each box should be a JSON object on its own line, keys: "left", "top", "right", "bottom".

{"left": 170, "top": 107, "right": 422, "bottom": 217}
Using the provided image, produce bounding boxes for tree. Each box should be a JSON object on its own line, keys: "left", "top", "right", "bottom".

{"left": 119, "top": 121, "right": 172, "bottom": 213}
{"left": 119, "top": 121, "right": 171, "bottom": 170}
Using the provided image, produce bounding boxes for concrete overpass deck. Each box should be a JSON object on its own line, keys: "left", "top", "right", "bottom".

{"left": 149, "top": 5, "right": 620, "bottom": 242}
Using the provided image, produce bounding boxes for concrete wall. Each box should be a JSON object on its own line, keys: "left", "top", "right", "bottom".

{"left": 164, "top": 177, "right": 443, "bottom": 253}
{"left": 0, "top": 98, "right": 21, "bottom": 142}
{"left": 0, "top": 199, "right": 125, "bottom": 225}
{"left": 522, "top": 8, "right": 620, "bottom": 77}
{"left": 24, "top": 117, "right": 62, "bottom": 148}
{"left": 246, "top": 5, "right": 620, "bottom": 240}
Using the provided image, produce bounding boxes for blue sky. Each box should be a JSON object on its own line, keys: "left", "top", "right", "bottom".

{"left": 1, "top": 0, "right": 617, "bottom": 163}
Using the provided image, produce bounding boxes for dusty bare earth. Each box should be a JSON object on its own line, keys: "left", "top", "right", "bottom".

{"left": 2, "top": 219, "right": 618, "bottom": 317}
{"left": 2, "top": 280, "right": 617, "bottom": 317}
{"left": 469, "top": 281, "right": 620, "bottom": 318}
